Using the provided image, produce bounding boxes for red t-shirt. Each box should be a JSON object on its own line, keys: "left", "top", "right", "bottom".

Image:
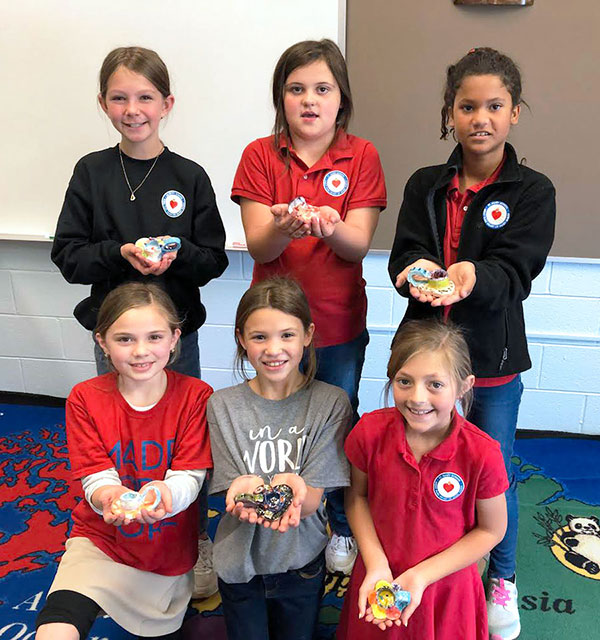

{"left": 337, "top": 408, "right": 508, "bottom": 640}
{"left": 67, "top": 370, "right": 213, "bottom": 576}
{"left": 231, "top": 131, "right": 387, "bottom": 348}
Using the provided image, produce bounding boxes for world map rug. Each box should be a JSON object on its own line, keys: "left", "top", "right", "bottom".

{"left": 1, "top": 395, "right": 598, "bottom": 639}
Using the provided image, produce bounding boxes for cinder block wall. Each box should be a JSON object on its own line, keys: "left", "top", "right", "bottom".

{"left": 1, "top": 240, "right": 599, "bottom": 434}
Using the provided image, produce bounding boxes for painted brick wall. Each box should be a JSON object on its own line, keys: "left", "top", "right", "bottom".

{"left": 1, "top": 241, "right": 599, "bottom": 434}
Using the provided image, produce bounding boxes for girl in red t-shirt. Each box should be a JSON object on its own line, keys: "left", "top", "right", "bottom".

{"left": 337, "top": 320, "right": 508, "bottom": 640}
{"left": 35, "top": 283, "right": 213, "bottom": 640}
{"left": 231, "top": 38, "right": 387, "bottom": 574}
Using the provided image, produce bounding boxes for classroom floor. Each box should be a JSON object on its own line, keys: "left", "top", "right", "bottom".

{"left": 1, "top": 394, "right": 599, "bottom": 639}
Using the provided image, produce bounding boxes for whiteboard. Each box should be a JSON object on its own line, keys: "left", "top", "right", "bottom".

{"left": 0, "top": 0, "right": 345, "bottom": 247}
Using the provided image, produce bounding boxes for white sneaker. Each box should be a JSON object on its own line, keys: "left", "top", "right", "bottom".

{"left": 192, "top": 537, "right": 218, "bottom": 600}
{"left": 325, "top": 534, "right": 358, "bottom": 574}
{"left": 486, "top": 578, "right": 521, "bottom": 640}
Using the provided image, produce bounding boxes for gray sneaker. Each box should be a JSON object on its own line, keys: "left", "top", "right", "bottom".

{"left": 192, "top": 537, "right": 218, "bottom": 599}
{"left": 325, "top": 534, "right": 358, "bottom": 575}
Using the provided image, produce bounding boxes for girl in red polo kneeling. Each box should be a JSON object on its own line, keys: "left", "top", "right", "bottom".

{"left": 337, "top": 320, "right": 508, "bottom": 640}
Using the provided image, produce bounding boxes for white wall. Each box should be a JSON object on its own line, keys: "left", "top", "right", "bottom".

{"left": 2, "top": 240, "right": 600, "bottom": 435}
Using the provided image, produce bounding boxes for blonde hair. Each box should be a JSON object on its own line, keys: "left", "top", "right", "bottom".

{"left": 234, "top": 277, "right": 316, "bottom": 387}
{"left": 386, "top": 320, "right": 473, "bottom": 414}
{"left": 95, "top": 283, "right": 181, "bottom": 368}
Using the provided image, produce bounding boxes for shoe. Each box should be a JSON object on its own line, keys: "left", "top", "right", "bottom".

{"left": 486, "top": 577, "right": 521, "bottom": 639}
{"left": 325, "top": 534, "right": 358, "bottom": 574}
{"left": 192, "top": 537, "right": 218, "bottom": 599}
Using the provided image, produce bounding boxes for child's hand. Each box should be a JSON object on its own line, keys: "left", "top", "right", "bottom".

{"left": 430, "top": 261, "right": 476, "bottom": 306}
{"left": 395, "top": 259, "right": 444, "bottom": 302}
{"left": 151, "top": 236, "right": 179, "bottom": 276}
{"left": 151, "top": 253, "right": 177, "bottom": 276}
{"left": 392, "top": 567, "right": 429, "bottom": 628}
{"left": 92, "top": 485, "right": 131, "bottom": 527}
{"left": 271, "top": 204, "right": 311, "bottom": 239}
{"left": 309, "top": 206, "right": 341, "bottom": 238}
{"left": 120, "top": 243, "right": 158, "bottom": 275}
{"left": 136, "top": 481, "right": 172, "bottom": 524}
{"left": 261, "top": 473, "right": 307, "bottom": 533}
{"left": 225, "top": 475, "right": 265, "bottom": 524}
{"left": 358, "top": 565, "right": 394, "bottom": 626}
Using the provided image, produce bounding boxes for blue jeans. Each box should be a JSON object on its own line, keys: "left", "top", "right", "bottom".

{"left": 314, "top": 330, "right": 369, "bottom": 538}
{"left": 93, "top": 330, "right": 209, "bottom": 534}
{"left": 468, "top": 375, "right": 523, "bottom": 579}
{"left": 218, "top": 552, "right": 325, "bottom": 640}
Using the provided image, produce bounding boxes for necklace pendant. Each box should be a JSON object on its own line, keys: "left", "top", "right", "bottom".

{"left": 130, "top": 194, "right": 136, "bottom": 201}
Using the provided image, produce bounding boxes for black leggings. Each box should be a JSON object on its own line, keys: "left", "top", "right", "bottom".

{"left": 36, "top": 590, "right": 182, "bottom": 639}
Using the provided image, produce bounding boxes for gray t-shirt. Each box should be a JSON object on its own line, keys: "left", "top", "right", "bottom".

{"left": 207, "top": 380, "right": 351, "bottom": 583}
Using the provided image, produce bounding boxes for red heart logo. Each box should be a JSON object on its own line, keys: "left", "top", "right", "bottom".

{"left": 170, "top": 199, "right": 178, "bottom": 209}
{"left": 491, "top": 208, "right": 502, "bottom": 220}
{"left": 443, "top": 482, "right": 454, "bottom": 493}
{"left": 332, "top": 179, "right": 341, "bottom": 188}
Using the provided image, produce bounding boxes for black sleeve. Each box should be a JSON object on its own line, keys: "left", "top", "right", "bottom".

{"left": 51, "top": 159, "right": 127, "bottom": 284}
{"left": 167, "top": 167, "right": 228, "bottom": 286}
{"left": 388, "top": 169, "right": 443, "bottom": 295}
{"left": 466, "top": 177, "right": 556, "bottom": 310}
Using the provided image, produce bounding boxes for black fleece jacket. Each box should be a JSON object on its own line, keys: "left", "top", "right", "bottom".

{"left": 52, "top": 146, "right": 228, "bottom": 335}
{"left": 388, "top": 143, "right": 556, "bottom": 377}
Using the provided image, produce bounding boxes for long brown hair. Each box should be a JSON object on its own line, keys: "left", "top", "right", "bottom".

{"left": 272, "top": 39, "right": 353, "bottom": 154}
{"left": 234, "top": 277, "right": 316, "bottom": 387}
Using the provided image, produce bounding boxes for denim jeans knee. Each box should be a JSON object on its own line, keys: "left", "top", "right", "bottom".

{"left": 469, "top": 375, "right": 523, "bottom": 578}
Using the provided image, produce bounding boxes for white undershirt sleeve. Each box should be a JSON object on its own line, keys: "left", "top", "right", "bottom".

{"left": 81, "top": 467, "right": 122, "bottom": 516}
{"left": 80, "top": 468, "right": 206, "bottom": 519}
{"left": 163, "top": 469, "right": 206, "bottom": 518}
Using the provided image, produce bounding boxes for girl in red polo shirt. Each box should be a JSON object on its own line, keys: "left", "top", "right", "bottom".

{"left": 388, "top": 47, "right": 555, "bottom": 640}
{"left": 35, "top": 283, "right": 213, "bottom": 640}
{"left": 337, "top": 320, "right": 508, "bottom": 640}
{"left": 231, "top": 39, "right": 387, "bottom": 574}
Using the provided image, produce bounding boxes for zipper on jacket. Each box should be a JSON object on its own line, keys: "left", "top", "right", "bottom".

{"left": 498, "top": 310, "right": 509, "bottom": 371}
{"left": 499, "top": 347, "right": 508, "bottom": 371}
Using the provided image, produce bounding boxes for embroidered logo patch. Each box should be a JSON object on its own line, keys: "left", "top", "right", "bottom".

{"left": 433, "top": 472, "right": 465, "bottom": 501}
{"left": 162, "top": 190, "right": 186, "bottom": 217}
{"left": 323, "top": 170, "right": 349, "bottom": 197}
{"left": 483, "top": 201, "right": 510, "bottom": 229}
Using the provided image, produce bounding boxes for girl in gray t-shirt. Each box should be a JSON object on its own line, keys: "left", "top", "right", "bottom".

{"left": 208, "top": 278, "right": 351, "bottom": 640}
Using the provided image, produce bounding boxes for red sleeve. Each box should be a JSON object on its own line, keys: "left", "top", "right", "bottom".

{"left": 476, "top": 440, "right": 509, "bottom": 500}
{"left": 344, "top": 415, "right": 371, "bottom": 473}
{"left": 347, "top": 141, "right": 387, "bottom": 211}
{"left": 231, "top": 139, "right": 276, "bottom": 206}
{"left": 66, "top": 389, "right": 115, "bottom": 479}
{"left": 170, "top": 381, "right": 214, "bottom": 471}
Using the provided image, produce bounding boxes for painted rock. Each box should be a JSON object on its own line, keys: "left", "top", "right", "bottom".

{"left": 234, "top": 483, "right": 294, "bottom": 521}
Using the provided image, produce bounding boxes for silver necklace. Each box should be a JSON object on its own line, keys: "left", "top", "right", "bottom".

{"left": 119, "top": 146, "right": 162, "bottom": 201}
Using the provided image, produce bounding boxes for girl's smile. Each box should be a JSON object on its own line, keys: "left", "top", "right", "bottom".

{"left": 238, "top": 308, "right": 314, "bottom": 399}
{"left": 393, "top": 350, "right": 472, "bottom": 440}
{"left": 283, "top": 59, "right": 341, "bottom": 150}
{"left": 96, "top": 304, "right": 180, "bottom": 392}
{"left": 448, "top": 74, "right": 519, "bottom": 166}
{"left": 99, "top": 66, "right": 174, "bottom": 158}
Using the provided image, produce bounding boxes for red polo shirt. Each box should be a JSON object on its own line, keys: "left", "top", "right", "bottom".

{"left": 337, "top": 408, "right": 508, "bottom": 640}
{"left": 231, "top": 131, "right": 386, "bottom": 348}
